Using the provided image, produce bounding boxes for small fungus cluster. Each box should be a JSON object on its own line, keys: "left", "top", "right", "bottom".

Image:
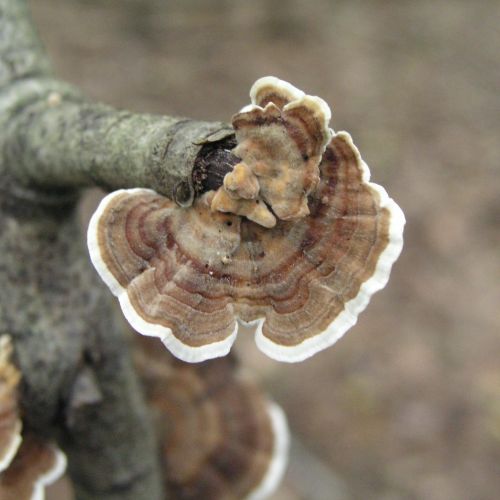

{"left": 88, "top": 76, "right": 405, "bottom": 364}
{"left": 211, "top": 77, "right": 332, "bottom": 227}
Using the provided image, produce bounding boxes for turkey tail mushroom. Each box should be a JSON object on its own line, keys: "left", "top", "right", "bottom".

{"left": 87, "top": 77, "right": 405, "bottom": 363}
{"left": 0, "top": 336, "right": 22, "bottom": 473}
{"left": 0, "top": 336, "right": 67, "bottom": 500}
{"left": 135, "top": 339, "right": 289, "bottom": 500}
{"left": 0, "top": 435, "right": 66, "bottom": 500}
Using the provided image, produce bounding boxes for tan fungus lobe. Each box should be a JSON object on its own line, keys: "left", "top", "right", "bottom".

{"left": 0, "top": 336, "right": 22, "bottom": 473}
{"left": 210, "top": 189, "right": 276, "bottom": 229}
{"left": 223, "top": 163, "right": 260, "bottom": 200}
{"left": 87, "top": 77, "right": 405, "bottom": 363}
{"left": 135, "top": 338, "right": 288, "bottom": 500}
{"left": 0, "top": 434, "right": 67, "bottom": 500}
{"left": 212, "top": 161, "right": 275, "bottom": 227}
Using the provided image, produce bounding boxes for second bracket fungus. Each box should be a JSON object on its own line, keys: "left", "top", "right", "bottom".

{"left": 136, "top": 341, "right": 288, "bottom": 500}
{"left": 88, "top": 77, "right": 405, "bottom": 363}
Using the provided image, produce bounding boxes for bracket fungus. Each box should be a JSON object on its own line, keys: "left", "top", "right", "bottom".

{"left": 0, "top": 336, "right": 22, "bottom": 473}
{"left": 136, "top": 340, "right": 289, "bottom": 500}
{"left": 0, "top": 435, "right": 67, "bottom": 500}
{"left": 0, "top": 336, "right": 67, "bottom": 500}
{"left": 88, "top": 77, "right": 405, "bottom": 363}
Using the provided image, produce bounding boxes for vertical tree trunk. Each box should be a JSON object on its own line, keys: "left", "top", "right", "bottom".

{"left": 0, "top": 195, "right": 164, "bottom": 499}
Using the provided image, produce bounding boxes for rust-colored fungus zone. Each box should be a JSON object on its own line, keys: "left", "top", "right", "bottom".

{"left": 88, "top": 131, "right": 404, "bottom": 362}
{"left": 135, "top": 342, "right": 288, "bottom": 500}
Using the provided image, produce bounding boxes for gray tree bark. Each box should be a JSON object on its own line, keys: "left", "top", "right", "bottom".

{"left": 0, "top": 1, "right": 236, "bottom": 498}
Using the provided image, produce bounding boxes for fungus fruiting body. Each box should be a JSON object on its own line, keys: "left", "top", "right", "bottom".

{"left": 0, "top": 436, "right": 67, "bottom": 500}
{"left": 0, "top": 336, "right": 67, "bottom": 500}
{"left": 0, "top": 336, "right": 22, "bottom": 473}
{"left": 215, "top": 77, "right": 332, "bottom": 224}
{"left": 135, "top": 341, "right": 289, "bottom": 499}
{"left": 88, "top": 77, "right": 405, "bottom": 363}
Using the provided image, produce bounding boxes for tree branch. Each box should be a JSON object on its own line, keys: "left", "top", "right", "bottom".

{"left": 0, "top": 0, "right": 236, "bottom": 206}
{"left": 2, "top": 94, "right": 234, "bottom": 205}
{"left": 0, "top": 0, "right": 51, "bottom": 84}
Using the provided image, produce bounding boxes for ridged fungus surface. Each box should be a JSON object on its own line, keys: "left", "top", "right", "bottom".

{"left": 88, "top": 77, "right": 405, "bottom": 362}
{"left": 136, "top": 339, "right": 288, "bottom": 500}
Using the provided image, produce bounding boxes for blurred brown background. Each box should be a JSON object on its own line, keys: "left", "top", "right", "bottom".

{"left": 30, "top": 0, "right": 500, "bottom": 499}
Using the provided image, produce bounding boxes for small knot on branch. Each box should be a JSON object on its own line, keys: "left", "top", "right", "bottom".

{"left": 192, "top": 136, "right": 240, "bottom": 195}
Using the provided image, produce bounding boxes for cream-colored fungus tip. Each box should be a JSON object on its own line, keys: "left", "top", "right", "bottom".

{"left": 223, "top": 162, "right": 260, "bottom": 200}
